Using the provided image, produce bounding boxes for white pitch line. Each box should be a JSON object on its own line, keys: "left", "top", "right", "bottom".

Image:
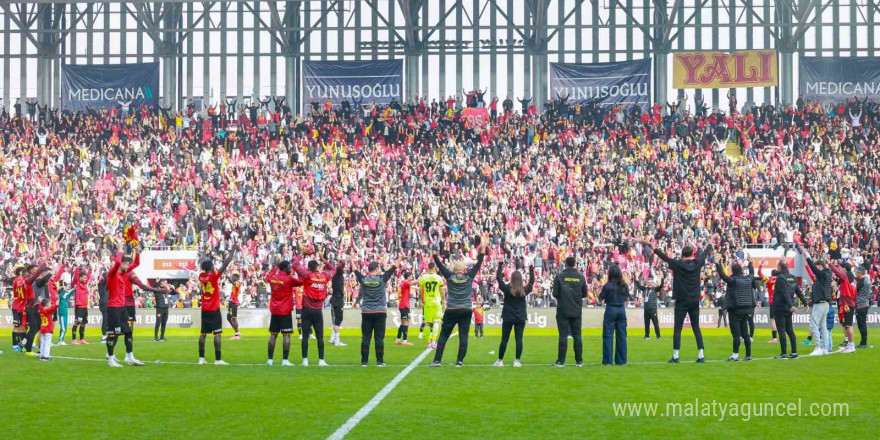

{"left": 50, "top": 355, "right": 385, "bottom": 367}
{"left": 49, "top": 348, "right": 845, "bottom": 368}
{"left": 53, "top": 355, "right": 106, "bottom": 362}
{"left": 325, "top": 332, "right": 457, "bottom": 440}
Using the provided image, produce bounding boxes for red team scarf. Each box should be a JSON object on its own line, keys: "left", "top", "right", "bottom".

{"left": 123, "top": 224, "right": 140, "bottom": 249}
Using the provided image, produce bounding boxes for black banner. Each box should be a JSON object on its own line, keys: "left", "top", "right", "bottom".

{"left": 549, "top": 59, "right": 652, "bottom": 107}
{"left": 799, "top": 56, "right": 880, "bottom": 103}
{"left": 302, "top": 60, "right": 403, "bottom": 112}
{"left": 61, "top": 62, "right": 160, "bottom": 111}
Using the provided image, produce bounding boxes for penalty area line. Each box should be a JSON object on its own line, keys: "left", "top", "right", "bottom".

{"left": 325, "top": 332, "right": 457, "bottom": 440}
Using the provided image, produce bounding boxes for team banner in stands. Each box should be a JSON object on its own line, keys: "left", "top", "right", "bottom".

{"left": 549, "top": 59, "right": 652, "bottom": 106}
{"left": 302, "top": 60, "right": 403, "bottom": 112}
{"left": 61, "top": 62, "right": 160, "bottom": 111}
{"left": 672, "top": 50, "right": 778, "bottom": 89}
{"left": 462, "top": 107, "right": 490, "bottom": 127}
{"left": 799, "top": 56, "right": 880, "bottom": 103}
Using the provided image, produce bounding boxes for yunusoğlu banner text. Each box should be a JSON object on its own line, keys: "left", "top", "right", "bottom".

{"left": 302, "top": 60, "right": 403, "bottom": 112}
{"left": 549, "top": 59, "right": 652, "bottom": 107}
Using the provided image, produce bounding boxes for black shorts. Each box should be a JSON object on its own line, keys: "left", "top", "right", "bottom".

{"left": 75, "top": 307, "right": 89, "bottom": 324}
{"left": 107, "top": 307, "right": 132, "bottom": 335}
{"left": 331, "top": 305, "right": 344, "bottom": 326}
{"left": 269, "top": 314, "right": 294, "bottom": 334}
{"left": 227, "top": 304, "right": 239, "bottom": 320}
{"left": 125, "top": 305, "right": 136, "bottom": 324}
{"left": 841, "top": 308, "right": 855, "bottom": 326}
{"left": 295, "top": 309, "right": 302, "bottom": 320}
{"left": 201, "top": 309, "right": 223, "bottom": 335}
{"left": 399, "top": 307, "right": 411, "bottom": 320}
{"left": 11, "top": 309, "right": 23, "bottom": 326}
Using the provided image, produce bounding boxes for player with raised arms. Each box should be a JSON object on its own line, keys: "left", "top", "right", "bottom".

{"left": 197, "top": 244, "right": 239, "bottom": 365}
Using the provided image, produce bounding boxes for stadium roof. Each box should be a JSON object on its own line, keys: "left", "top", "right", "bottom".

{"left": 0, "top": 0, "right": 875, "bottom": 112}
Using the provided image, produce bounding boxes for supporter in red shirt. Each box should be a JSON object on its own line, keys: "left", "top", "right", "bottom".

{"left": 473, "top": 303, "right": 488, "bottom": 339}
{"left": 37, "top": 298, "right": 58, "bottom": 360}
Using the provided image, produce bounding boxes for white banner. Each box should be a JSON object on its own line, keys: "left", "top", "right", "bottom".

{"left": 133, "top": 249, "right": 199, "bottom": 280}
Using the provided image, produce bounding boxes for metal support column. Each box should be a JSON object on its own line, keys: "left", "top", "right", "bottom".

{"left": 777, "top": 2, "right": 794, "bottom": 106}
{"left": 162, "top": 9, "right": 180, "bottom": 109}
{"left": 37, "top": 4, "right": 55, "bottom": 107}
{"left": 527, "top": 0, "right": 549, "bottom": 111}
{"left": 286, "top": 0, "right": 301, "bottom": 110}
{"left": 400, "top": 0, "right": 421, "bottom": 102}
{"left": 653, "top": 0, "right": 669, "bottom": 110}
{"left": 654, "top": 49, "right": 668, "bottom": 109}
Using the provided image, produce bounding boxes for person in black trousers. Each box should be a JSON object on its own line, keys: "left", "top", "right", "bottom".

{"left": 552, "top": 256, "right": 587, "bottom": 367}
{"left": 639, "top": 239, "right": 713, "bottom": 363}
{"left": 636, "top": 274, "right": 662, "bottom": 339}
{"left": 98, "top": 270, "right": 108, "bottom": 343}
{"left": 599, "top": 265, "right": 631, "bottom": 365}
{"left": 154, "top": 280, "right": 172, "bottom": 341}
{"left": 771, "top": 260, "right": 806, "bottom": 359}
{"left": 855, "top": 266, "right": 871, "bottom": 348}
{"left": 354, "top": 259, "right": 399, "bottom": 367}
{"left": 25, "top": 265, "right": 53, "bottom": 354}
{"left": 428, "top": 237, "right": 488, "bottom": 367}
{"left": 715, "top": 259, "right": 757, "bottom": 361}
{"left": 494, "top": 261, "right": 534, "bottom": 368}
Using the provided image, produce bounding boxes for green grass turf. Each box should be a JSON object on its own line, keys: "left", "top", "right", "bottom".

{"left": 0, "top": 326, "right": 875, "bottom": 439}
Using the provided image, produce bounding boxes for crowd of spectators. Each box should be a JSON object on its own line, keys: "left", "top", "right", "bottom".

{"left": 1, "top": 91, "right": 879, "bottom": 310}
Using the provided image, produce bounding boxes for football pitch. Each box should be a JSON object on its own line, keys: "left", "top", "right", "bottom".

{"left": 0, "top": 326, "right": 874, "bottom": 440}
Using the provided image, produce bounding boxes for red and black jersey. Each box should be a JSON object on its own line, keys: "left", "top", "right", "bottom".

{"left": 47, "top": 264, "right": 64, "bottom": 303}
{"left": 39, "top": 302, "right": 58, "bottom": 333}
{"left": 230, "top": 282, "right": 241, "bottom": 306}
{"left": 399, "top": 280, "right": 411, "bottom": 309}
{"left": 12, "top": 276, "right": 26, "bottom": 312}
{"left": 123, "top": 253, "right": 141, "bottom": 307}
{"left": 199, "top": 271, "right": 222, "bottom": 312}
{"left": 293, "top": 258, "right": 335, "bottom": 309}
{"left": 107, "top": 254, "right": 126, "bottom": 308}
{"left": 266, "top": 268, "right": 303, "bottom": 315}
{"left": 73, "top": 268, "right": 91, "bottom": 308}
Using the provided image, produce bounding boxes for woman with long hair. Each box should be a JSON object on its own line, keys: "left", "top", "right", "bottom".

{"left": 599, "top": 264, "right": 631, "bottom": 365}
{"left": 494, "top": 261, "right": 535, "bottom": 367}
